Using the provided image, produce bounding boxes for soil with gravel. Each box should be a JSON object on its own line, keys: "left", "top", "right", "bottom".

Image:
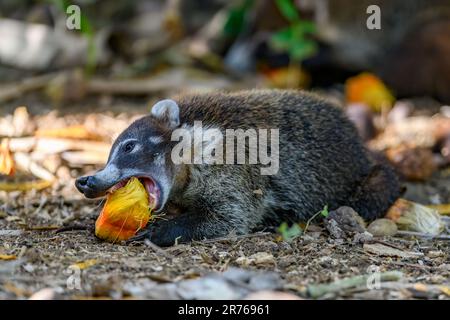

{"left": 1, "top": 174, "right": 449, "bottom": 300}
{"left": 0, "top": 101, "right": 449, "bottom": 300}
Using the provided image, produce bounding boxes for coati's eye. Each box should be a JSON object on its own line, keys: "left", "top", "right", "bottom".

{"left": 123, "top": 141, "right": 135, "bottom": 153}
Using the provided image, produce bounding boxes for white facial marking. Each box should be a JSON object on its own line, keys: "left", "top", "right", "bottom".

{"left": 149, "top": 136, "right": 164, "bottom": 144}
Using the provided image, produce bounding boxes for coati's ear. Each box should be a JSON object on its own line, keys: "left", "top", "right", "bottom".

{"left": 150, "top": 99, "right": 180, "bottom": 128}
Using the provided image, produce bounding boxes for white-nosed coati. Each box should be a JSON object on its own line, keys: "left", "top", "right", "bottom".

{"left": 76, "top": 90, "right": 400, "bottom": 246}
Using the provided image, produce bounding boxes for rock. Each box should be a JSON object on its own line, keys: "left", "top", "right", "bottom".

{"left": 249, "top": 252, "right": 275, "bottom": 266}
{"left": 352, "top": 231, "right": 374, "bottom": 244}
{"left": 235, "top": 256, "right": 252, "bottom": 267}
{"left": 324, "top": 206, "right": 366, "bottom": 239}
{"left": 367, "top": 218, "right": 398, "bottom": 237}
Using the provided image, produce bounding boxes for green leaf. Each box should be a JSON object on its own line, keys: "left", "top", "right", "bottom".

{"left": 275, "top": 0, "right": 300, "bottom": 23}
{"left": 270, "top": 27, "right": 293, "bottom": 48}
{"left": 223, "top": 0, "right": 254, "bottom": 37}
{"left": 295, "top": 20, "right": 316, "bottom": 34}
{"left": 277, "top": 222, "right": 303, "bottom": 242}
{"left": 320, "top": 205, "right": 329, "bottom": 218}
{"left": 290, "top": 40, "right": 317, "bottom": 61}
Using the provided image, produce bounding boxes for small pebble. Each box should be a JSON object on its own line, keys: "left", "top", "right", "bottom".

{"left": 367, "top": 218, "right": 398, "bottom": 237}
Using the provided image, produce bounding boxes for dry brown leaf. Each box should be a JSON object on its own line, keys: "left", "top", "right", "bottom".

{"left": 426, "top": 204, "right": 450, "bottom": 216}
{"left": 71, "top": 259, "right": 98, "bottom": 270}
{"left": 13, "top": 106, "right": 33, "bottom": 136}
{"left": 0, "top": 139, "right": 15, "bottom": 176}
{"left": 363, "top": 243, "right": 423, "bottom": 258}
{"left": 61, "top": 151, "right": 108, "bottom": 165}
{"left": 439, "top": 286, "right": 450, "bottom": 297}
{"left": 8, "top": 137, "right": 111, "bottom": 154}
{"left": 370, "top": 116, "right": 450, "bottom": 150}
{"left": 0, "top": 179, "right": 53, "bottom": 192}
{"left": 0, "top": 254, "right": 17, "bottom": 260}
{"left": 385, "top": 145, "right": 436, "bottom": 181}
{"left": 35, "top": 124, "right": 102, "bottom": 141}
{"left": 14, "top": 152, "right": 55, "bottom": 181}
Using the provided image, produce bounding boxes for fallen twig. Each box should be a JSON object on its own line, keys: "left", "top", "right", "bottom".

{"left": 307, "top": 271, "right": 403, "bottom": 298}
{"left": 396, "top": 230, "right": 450, "bottom": 240}
{"left": 14, "top": 152, "right": 55, "bottom": 181}
{"left": 8, "top": 137, "right": 110, "bottom": 154}
{"left": 143, "top": 239, "right": 174, "bottom": 260}
{"left": 55, "top": 224, "right": 90, "bottom": 234}
{"left": 0, "top": 73, "right": 59, "bottom": 104}
{"left": 0, "top": 179, "right": 52, "bottom": 192}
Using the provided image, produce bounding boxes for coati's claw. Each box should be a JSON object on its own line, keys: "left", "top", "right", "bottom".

{"left": 126, "top": 229, "right": 152, "bottom": 244}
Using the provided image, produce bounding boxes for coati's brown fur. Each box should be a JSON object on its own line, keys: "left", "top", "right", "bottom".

{"left": 76, "top": 90, "right": 400, "bottom": 246}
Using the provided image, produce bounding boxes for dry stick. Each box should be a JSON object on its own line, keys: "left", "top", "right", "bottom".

{"left": 307, "top": 271, "right": 403, "bottom": 299}
{"left": 86, "top": 77, "right": 168, "bottom": 95}
{"left": 396, "top": 230, "right": 450, "bottom": 240}
{"left": 55, "top": 225, "right": 90, "bottom": 234}
{"left": 387, "top": 260, "right": 434, "bottom": 270}
{"left": 0, "top": 73, "right": 59, "bottom": 104}
{"left": 372, "top": 239, "right": 409, "bottom": 251}
{"left": 304, "top": 208, "right": 326, "bottom": 234}
{"left": 143, "top": 239, "right": 174, "bottom": 260}
{"left": 8, "top": 137, "right": 110, "bottom": 154}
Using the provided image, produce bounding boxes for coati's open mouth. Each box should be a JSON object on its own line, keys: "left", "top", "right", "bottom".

{"left": 108, "top": 176, "right": 160, "bottom": 210}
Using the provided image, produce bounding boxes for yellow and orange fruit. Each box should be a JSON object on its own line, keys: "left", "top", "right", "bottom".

{"left": 95, "top": 177, "right": 153, "bottom": 242}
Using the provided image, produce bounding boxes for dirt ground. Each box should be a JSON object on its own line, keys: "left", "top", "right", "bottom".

{"left": 1, "top": 173, "right": 449, "bottom": 300}
{"left": 0, "top": 100, "right": 449, "bottom": 300}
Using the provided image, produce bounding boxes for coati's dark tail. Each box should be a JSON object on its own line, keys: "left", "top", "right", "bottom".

{"left": 348, "top": 153, "right": 401, "bottom": 221}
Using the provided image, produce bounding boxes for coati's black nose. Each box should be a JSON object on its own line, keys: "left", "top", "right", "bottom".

{"left": 75, "top": 176, "right": 101, "bottom": 198}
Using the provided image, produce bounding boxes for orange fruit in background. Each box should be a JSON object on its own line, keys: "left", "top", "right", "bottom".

{"left": 95, "top": 177, "right": 152, "bottom": 243}
{"left": 346, "top": 72, "right": 395, "bottom": 112}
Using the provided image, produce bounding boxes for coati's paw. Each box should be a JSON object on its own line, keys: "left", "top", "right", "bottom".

{"left": 125, "top": 227, "right": 153, "bottom": 244}
{"left": 127, "top": 219, "right": 193, "bottom": 247}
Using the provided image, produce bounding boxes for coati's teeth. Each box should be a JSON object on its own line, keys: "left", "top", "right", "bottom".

{"left": 109, "top": 178, "right": 130, "bottom": 193}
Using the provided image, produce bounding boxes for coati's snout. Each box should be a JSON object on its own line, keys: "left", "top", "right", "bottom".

{"left": 75, "top": 99, "right": 181, "bottom": 211}
{"left": 75, "top": 175, "right": 109, "bottom": 199}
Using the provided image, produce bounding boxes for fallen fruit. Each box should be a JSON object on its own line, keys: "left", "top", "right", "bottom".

{"left": 95, "top": 177, "right": 153, "bottom": 243}
{"left": 386, "top": 199, "right": 444, "bottom": 236}
{"left": 345, "top": 72, "right": 394, "bottom": 112}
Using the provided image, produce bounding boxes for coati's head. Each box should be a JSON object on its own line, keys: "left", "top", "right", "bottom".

{"left": 75, "top": 99, "right": 181, "bottom": 212}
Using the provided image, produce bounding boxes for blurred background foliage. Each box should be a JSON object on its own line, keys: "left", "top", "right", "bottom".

{"left": 0, "top": 0, "right": 449, "bottom": 109}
